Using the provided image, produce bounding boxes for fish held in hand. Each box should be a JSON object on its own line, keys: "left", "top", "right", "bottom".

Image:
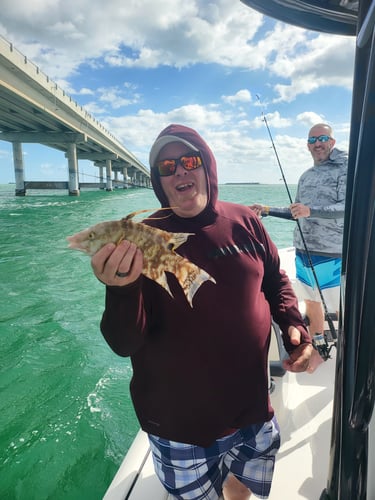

{"left": 66, "top": 211, "right": 216, "bottom": 307}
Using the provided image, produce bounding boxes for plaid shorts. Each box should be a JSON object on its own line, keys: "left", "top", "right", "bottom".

{"left": 148, "top": 417, "right": 280, "bottom": 500}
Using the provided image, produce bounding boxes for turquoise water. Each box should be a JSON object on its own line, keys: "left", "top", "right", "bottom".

{"left": 0, "top": 183, "right": 295, "bottom": 500}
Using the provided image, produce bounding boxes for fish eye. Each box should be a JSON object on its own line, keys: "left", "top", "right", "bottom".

{"left": 89, "top": 232, "right": 95, "bottom": 240}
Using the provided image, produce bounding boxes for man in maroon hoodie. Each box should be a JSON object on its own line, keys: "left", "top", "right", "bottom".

{"left": 91, "top": 125, "right": 312, "bottom": 499}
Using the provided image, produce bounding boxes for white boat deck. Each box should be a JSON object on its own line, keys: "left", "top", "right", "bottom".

{"left": 268, "top": 354, "right": 334, "bottom": 498}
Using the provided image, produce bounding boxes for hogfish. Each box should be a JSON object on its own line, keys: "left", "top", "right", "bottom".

{"left": 66, "top": 210, "right": 216, "bottom": 307}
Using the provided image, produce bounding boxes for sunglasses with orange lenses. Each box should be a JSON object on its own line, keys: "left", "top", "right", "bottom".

{"left": 156, "top": 154, "right": 203, "bottom": 177}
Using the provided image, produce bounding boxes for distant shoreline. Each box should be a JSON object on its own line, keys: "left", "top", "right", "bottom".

{"left": 224, "top": 182, "right": 260, "bottom": 185}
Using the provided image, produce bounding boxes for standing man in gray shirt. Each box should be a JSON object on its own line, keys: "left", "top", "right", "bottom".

{"left": 251, "top": 123, "right": 347, "bottom": 372}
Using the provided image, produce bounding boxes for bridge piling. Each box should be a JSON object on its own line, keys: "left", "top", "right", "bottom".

{"left": 105, "top": 159, "right": 113, "bottom": 191}
{"left": 13, "top": 142, "right": 26, "bottom": 196}
{"left": 123, "top": 166, "right": 129, "bottom": 188}
{"left": 67, "top": 143, "right": 80, "bottom": 196}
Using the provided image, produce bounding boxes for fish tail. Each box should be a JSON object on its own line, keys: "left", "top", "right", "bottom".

{"left": 186, "top": 270, "right": 216, "bottom": 307}
{"left": 175, "top": 259, "right": 216, "bottom": 307}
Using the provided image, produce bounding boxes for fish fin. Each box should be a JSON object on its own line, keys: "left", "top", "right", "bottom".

{"left": 124, "top": 207, "right": 179, "bottom": 221}
{"left": 153, "top": 265, "right": 215, "bottom": 307}
{"left": 168, "top": 232, "right": 195, "bottom": 251}
{"left": 125, "top": 209, "right": 153, "bottom": 220}
{"left": 153, "top": 272, "right": 173, "bottom": 298}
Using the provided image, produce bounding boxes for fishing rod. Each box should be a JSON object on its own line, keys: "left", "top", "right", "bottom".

{"left": 256, "top": 96, "right": 337, "bottom": 359}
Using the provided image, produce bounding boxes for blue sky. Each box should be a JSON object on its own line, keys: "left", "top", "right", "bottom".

{"left": 0, "top": 0, "right": 355, "bottom": 185}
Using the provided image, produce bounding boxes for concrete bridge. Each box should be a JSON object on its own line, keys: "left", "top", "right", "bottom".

{"left": 0, "top": 35, "right": 150, "bottom": 195}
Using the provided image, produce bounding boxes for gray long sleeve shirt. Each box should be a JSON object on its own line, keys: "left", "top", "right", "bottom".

{"left": 293, "top": 148, "right": 347, "bottom": 256}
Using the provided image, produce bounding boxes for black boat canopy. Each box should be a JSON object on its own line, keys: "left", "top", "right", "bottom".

{"left": 240, "top": 0, "right": 358, "bottom": 35}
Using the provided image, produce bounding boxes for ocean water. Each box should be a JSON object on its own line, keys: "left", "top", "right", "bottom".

{"left": 0, "top": 183, "right": 296, "bottom": 500}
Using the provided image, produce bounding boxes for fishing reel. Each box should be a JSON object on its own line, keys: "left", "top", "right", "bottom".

{"left": 312, "top": 333, "right": 336, "bottom": 361}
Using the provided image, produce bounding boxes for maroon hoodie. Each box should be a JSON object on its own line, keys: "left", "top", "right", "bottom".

{"left": 100, "top": 124, "right": 310, "bottom": 447}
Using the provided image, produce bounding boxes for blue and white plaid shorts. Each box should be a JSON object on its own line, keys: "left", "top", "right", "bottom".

{"left": 148, "top": 417, "right": 280, "bottom": 500}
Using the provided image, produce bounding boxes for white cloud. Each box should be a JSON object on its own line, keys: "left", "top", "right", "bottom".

{"left": 77, "top": 87, "right": 95, "bottom": 96}
{"left": 0, "top": 147, "right": 11, "bottom": 158}
{"left": 253, "top": 111, "right": 292, "bottom": 129}
{"left": 96, "top": 86, "right": 141, "bottom": 109}
{"left": 271, "top": 31, "right": 355, "bottom": 102}
{"left": 296, "top": 111, "right": 326, "bottom": 128}
{"left": 222, "top": 89, "right": 252, "bottom": 105}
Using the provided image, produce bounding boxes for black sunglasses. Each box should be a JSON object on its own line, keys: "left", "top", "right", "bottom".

{"left": 307, "top": 135, "right": 332, "bottom": 144}
{"left": 156, "top": 154, "right": 203, "bottom": 177}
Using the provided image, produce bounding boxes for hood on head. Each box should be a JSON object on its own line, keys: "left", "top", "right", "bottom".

{"left": 149, "top": 124, "right": 218, "bottom": 211}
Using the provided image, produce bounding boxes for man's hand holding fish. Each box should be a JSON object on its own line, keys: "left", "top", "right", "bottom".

{"left": 91, "top": 240, "right": 143, "bottom": 287}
